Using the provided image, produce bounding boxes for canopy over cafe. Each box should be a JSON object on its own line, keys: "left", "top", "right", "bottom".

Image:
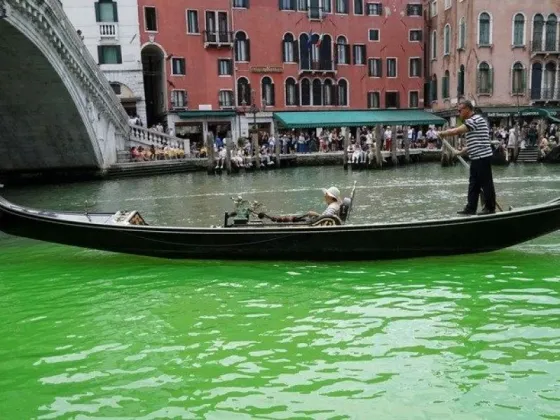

{"left": 437, "top": 106, "right": 560, "bottom": 127}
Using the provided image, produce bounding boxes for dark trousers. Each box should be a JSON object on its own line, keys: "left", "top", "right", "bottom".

{"left": 467, "top": 157, "right": 496, "bottom": 212}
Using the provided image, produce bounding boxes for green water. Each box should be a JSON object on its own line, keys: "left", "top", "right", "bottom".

{"left": 0, "top": 164, "right": 559, "bottom": 419}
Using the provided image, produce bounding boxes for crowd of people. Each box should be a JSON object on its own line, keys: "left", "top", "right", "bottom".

{"left": 489, "top": 122, "right": 558, "bottom": 161}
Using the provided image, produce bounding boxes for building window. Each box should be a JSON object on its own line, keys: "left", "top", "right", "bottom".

{"left": 387, "top": 58, "right": 397, "bottom": 77}
{"left": 444, "top": 0, "right": 451, "bottom": 9}
{"left": 301, "top": 78, "right": 311, "bottom": 105}
{"left": 458, "top": 17, "right": 466, "bottom": 49}
{"left": 430, "top": 0, "right": 437, "bottom": 17}
{"left": 233, "top": 0, "right": 249, "bottom": 8}
{"left": 545, "top": 15, "right": 557, "bottom": 51}
{"left": 171, "top": 90, "right": 187, "bottom": 108}
{"left": 511, "top": 62, "right": 526, "bottom": 95}
{"left": 283, "top": 33, "right": 297, "bottom": 62}
{"left": 336, "top": 0, "right": 348, "bottom": 14}
{"left": 478, "top": 12, "right": 491, "bottom": 45}
{"left": 98, "top": 45, "right": 122, "bottom": 64}
{"left": 354, "top": 0, "right": 364, "bottom": 15}
{"left": 444, "top": 24, "right": 451, "bottom": 55}
{"left": 323, "top": 0, "right": 332, "bottom": 13}
{"left": 353, "top": 45, "right": 366, "bottom": 64}
{"left": 385, "top": 91, "right": 399, "bottom": 108}
{"left": 297, "top": 0, "right": 308, "bottom": 11}
{"left": 109, "top": 82, "right": 121, "bottom": 95}
{"left": 409, "top": 30, "right": 422, "bottom": 42}
{"left": 407, "top": 4, "right": 422, "bottom": 16}
{"left": 171, "top": 58, "right": 186, "bottom": 75}
{"left": 409, "top": 91, "right": 419, "bottom": 108}
{"left": 366, "top": 3, "right": 382, "bottom": 15}
{"left": 219, "top": 90, "right": 234, "bottom": 107}
{"left": 237, "top": 77, "right": 251, "bottom": 105}
{"left": 458, "top": 65, "right": 465, "bottom": 96}
{"left": 532, "top": 14, "right": 544, "bottom": 51}
{"left": 337, "top": 79, "right": 348, "bottom": 105}
{"left": 442, "top": 70, "right": 450, "bottom": 98}
{"left": 336, "top": 36, "right": 350, "bottom": 64}
{"left": 235, "top": 31, "right": 250, "bottom": 61}
{"left": 218, "top": 59, "right": 232, "bottom": 75}
{"left": 430, "top": 75, "right": 438, "bottom": 101}
{"left": 477, "top": 62, "right": 493, "bottom": 94}
{"left": 312, "top": 79, "right": 323, "bottom": 105}
{"left": 262, "top": 77, "right": 275, "bottom": 106}
{"left": 409, "top": 58, "right": 421, "bottom": 77}
{"left": 323, "top": 79, "right": 334, "bottom": 105}
{"left": 368, "top": 29, "right": 380, "bottom": 41}
{"left": 543, "top": 62, "right": 557, "bottom": 98}
{"left": 513, "top": 13, "right": 525, "bottom": 46}
{"left": 279, "top": 0, "right": 296, "bottom": 10}
{"left": 367, "top": 91, "right": 380, "bottom": 108}
{"left": 144, "top": 7, "right": 157, "bottom": 32}
{"left": 430, "top": 30, "right": 437, "bottom": 59}
{"left": 368, "top": 58, "right": 382, "bottom": 77}
{"left": 285, "top": 78, "right": 299, "bottom": 106}
{"left": 95, "top": 0, "right": 118, "bottom": 23}
{"left": 187, "top": 10, "right": 199, "bottom": 34}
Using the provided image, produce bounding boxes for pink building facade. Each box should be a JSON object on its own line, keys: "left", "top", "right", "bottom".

{"left": 426, "top": 0, "right": 560, "bottom": 122}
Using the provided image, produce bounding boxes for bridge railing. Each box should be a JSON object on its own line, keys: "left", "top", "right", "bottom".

{"left": 129, "top": 125, "right": 191, "bottom": 156}
{"left": 19, "top": 0, "right": 131, "bottom": 135}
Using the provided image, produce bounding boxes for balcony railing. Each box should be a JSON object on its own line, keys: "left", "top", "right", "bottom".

{"left": 530, "top": 88, "right": 560, "bottom": 101}
{"left": 203, "top": 30, "right": 234, "bottom": 46}
{"left": 531, "top": 39, "right": 559, "bottom": 53}
{"left": 99, "top": 23, "right": 118, "bottom": 39}
{"left": 299, "top": 59, "right": 336, "bottom": 73}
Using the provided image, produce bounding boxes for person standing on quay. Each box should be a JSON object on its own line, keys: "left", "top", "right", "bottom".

{"left": 438, "top": 100, "right": 496, "bottom": 215}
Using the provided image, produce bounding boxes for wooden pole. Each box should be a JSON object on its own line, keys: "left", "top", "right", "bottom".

{"left": 225, "top": 136, "right": 232, "bottom": 174}
{"left": 375, "top": 124, "right": 383, "bottom": 168}
{"left": 404, "top": 125, "right": 410, "bottom": 164}
{"left": 343, "top": 127, "right": 350, "bottom": 170}
{"left": 251, "top": 130, "right": 260, "bottom": 168}
{"left": 513, "top": 123, "right": 520, "bottom": 162}
{"left": 390, "top": 126, "right": 397, "bottom": 165}
{"left": 206, "top": 132, "right": 215, "bottom": 174}
{"left": 275, "top": 131, "right": 281, "bottom": 168}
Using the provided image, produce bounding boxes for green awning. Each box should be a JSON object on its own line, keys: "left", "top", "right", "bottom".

{"left": 273, "top": 110, "right": 446, "bottom": 129}
{"left": 178, "top": 111, "right": 236, "bottom": 119}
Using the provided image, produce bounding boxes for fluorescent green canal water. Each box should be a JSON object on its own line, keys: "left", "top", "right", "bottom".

{"left": 0, "top": 164, "right": 559, "bottom": 419}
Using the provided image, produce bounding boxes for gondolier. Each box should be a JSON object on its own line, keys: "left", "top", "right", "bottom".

{"left": 438, "top": 100, "right": 496, "bottom": 215}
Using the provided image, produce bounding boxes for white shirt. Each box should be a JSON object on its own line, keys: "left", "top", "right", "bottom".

{"left": 322, "top": 202, "right": 340, "bottom": 217}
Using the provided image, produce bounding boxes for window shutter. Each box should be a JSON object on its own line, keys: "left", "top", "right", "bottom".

{"left": 345, "top": 44, "right": 351, "bottom": 64}
{"left": 396, "top": 92, "right": 400, "bottom": 108}
{"left": 378, "top": 59, "right": 382, "bottom": 77}
{"left": 271, "top": 84, "right": 276, "bottom": 105}
{"left": 97, "top": 45, "right": 103, "bottom": 64}
{"left": 352, "top": 46, "right": 356, "bottom": 64}
{"left": 113, "top": 2, "right": 119, "bottom": 22}
{"left": 293, "top": 40, "right": 299, "bottom": 63}
{"left": 521, "top": 69, "right": 527, "bottom": 91}
{"left": 488, "top": 69, "right": 493, "bottom": 94}
{"left": 333, "top": 84, "right": 339, "bottom": 105}
{"left": 282, "top": 40, "right": 286, "bottom": 62}
{"left": 116, "top": 46, "right": 122, "bottom": 64}
{"left": 94, "top": 3, "right": 101, "bottom": 22}
{"left": 217, "top": 59, "right": 221, "bottom": 75}
{"left": 278, "top": 0, "right": 282, "bottom": 9}
{"left": 291, "top": 0, "right": 296, "bottom": 9}
{"left": 334, "top": 45, "right": 339, "bottom": 64}
{"left": 295, "top": 83, "right": 300, "bottom": 105}
{"left": 476, "top": 70, "right": 481, "bottom": 94}
{"left": 246, "top": 39, "right": 251, "bottom": 61}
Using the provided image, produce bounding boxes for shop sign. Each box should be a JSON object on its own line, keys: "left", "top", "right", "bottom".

{"left": 250, "top": 66, "right": 283, "bottom": 73}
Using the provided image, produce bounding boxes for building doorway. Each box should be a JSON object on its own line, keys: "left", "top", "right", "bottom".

{"left": 141, "top": 44, "right": 166, "bottom": 128}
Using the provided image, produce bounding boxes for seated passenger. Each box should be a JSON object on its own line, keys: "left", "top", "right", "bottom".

{"left": 306, "top": 186, "right": 341, "bottom": 218}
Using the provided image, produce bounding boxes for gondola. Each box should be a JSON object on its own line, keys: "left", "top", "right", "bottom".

{"left": 0, "top": 188, "right": 559, "bottom": 260}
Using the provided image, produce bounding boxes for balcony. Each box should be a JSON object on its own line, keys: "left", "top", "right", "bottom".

{"left": 203, "top": 31, "right": 234, "bottom": 48}
{"left": 299, "top": 59, "right": 336, "bottom": 75}
{"left": 531, "top": 39, "right": 559, "bottom": 55}
{"left": 530, "top": 88, "right": 560, "bottom": 102}
{"left": 99, "top": 23, "right": 118, "bottom": 40}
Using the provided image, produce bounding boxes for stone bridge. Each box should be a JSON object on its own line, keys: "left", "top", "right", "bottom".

{"left": 0, "top": 0, "right": 132, "bottom": 175}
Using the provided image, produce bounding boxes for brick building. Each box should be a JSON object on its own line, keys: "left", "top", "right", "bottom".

{"left": 426, "top": 0, "right": 560, "bottom": 125}
{"left": 136, "top": 0, "right": 427, "bottom": 145}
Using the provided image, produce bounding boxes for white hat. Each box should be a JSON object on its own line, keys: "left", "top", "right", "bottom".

{"left": 322, "top": 186, "right": 341, "bottom": 201}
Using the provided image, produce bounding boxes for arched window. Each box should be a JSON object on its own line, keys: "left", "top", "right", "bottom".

{"left": 544, "top": 62, "right": 557, "bottom": 99}
{"left": 285, "top": 78, "right": 299, "bottom": 106}
{"left": 458, "top": 17, "right": 466, "bottom": 49}
{"left": 532, "top": 14, "right": 544, "bottom": 51}
{"left": 337, "top": 79, "right": 348, "bottom": 106}
{"left": 323, "top": 79, "right": 334, "bottom": 105}
{"left": 336, "top": 36, "right": 349, "bottom": 65}
{"left": 477, "top": 62, "right": 492, "bottom": 94}
{"left": 478, "top": 12, "right": 491, "bottom": 45}
{"left": 319, "top": 34, "right": 333, "bottom": 70}
{"left": 513, "top": 13, "right": 525, "bottom": 46}
{"left": 312, "top": 79, "right": 322, "bottom": 106}
{"left": 444, "top": 25, "right": 451, "bottom": 55}
{"left": 431, "top": 31, "right": 437, "bottom": 60}
{"left": 512, "top": 62, "right": 525, "bottom": 95}
{"left": 237, "top": 77, "right": 251, "bottom": 105}
{"left": 235, "top": 32, "right": 250, "bottom": 62}
{"left": 282, "top": 33, "right": 297, "bottom": 62}
{"left": 301, "top": 78, "right": 311, "bottom": 105}
{"left": 442, "top": 70, "right": 450, "bottom": 98}
{"left": 261, "top": 77, "right": 275, "bottom": 106}
{"left": 299, "top": 33, "right": 310, "bottom": 69}
{"left": 531, "top": 62, "right": 543, "bottom": 99}
{"left": 311, "top": 34, "right": 320, "bottom": 64}
{"left": 430, "top": 74, "right": 438, "bottom": 102}
{"left": 458, "top": 65, "right": 465, "bottom": 96}
{"left": 545, "top": 15, "right": 558, "bottom": 51}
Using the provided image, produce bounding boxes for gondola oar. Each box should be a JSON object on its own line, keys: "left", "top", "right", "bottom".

{"left": 440, "top": 137, "right": 504, "bottom": 213}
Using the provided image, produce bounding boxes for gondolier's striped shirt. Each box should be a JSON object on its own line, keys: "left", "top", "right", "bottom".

{"left": 464, "top": 114, "right": 493, "bottom": 160}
